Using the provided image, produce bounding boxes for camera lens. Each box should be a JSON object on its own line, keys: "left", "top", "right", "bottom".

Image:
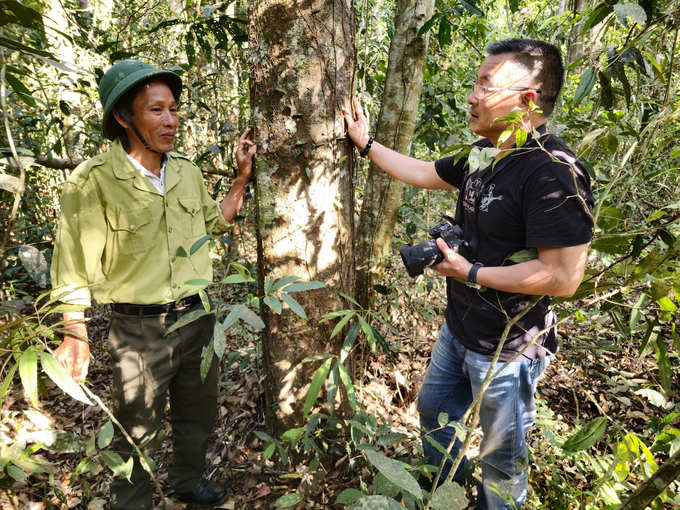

{"left": 399, "top": 240, "right": 444, "bottom": 278}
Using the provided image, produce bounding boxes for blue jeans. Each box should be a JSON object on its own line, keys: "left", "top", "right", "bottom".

{"left": 417, "top": 322, "right": 550, "bottom": 510}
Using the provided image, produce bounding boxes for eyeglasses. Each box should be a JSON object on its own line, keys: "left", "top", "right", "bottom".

{"left": 470, "top": 83, "right": 542, "bottom": 96}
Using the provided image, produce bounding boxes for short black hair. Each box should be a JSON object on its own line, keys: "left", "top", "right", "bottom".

{"left": 485, "top": 39, "right": 564, "bottom": 117}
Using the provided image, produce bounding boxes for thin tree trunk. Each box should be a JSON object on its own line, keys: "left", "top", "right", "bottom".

{"left": 616, "top": 448, "right": 680, "bottom": 510}
{"left": 248, "top": 0, "right": 356, "bottom": 433}
{"left": 567, "top": 0, "right": 586, "bottom": 64}
{"left": 354, "top": 0, "right": 434, "bottom": 310}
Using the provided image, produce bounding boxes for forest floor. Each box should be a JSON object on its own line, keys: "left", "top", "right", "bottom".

{"left": 0, "top": 264, "right": 677, "bottom": 510}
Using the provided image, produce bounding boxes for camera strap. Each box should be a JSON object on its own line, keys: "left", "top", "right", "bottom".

{"left": 456, "top": 125, "right": 547, "bottom": 263}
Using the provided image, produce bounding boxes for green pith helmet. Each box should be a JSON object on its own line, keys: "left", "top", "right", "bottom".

{"left": 99, "top": 60, "right": 183, "bottom": 141}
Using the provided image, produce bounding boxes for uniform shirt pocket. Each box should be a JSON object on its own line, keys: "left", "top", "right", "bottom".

{"left": 106, "top": 208, "right": 152, "bottom": 255}
{"left": 178, "top": 197, "right": 206, "bottom": 238}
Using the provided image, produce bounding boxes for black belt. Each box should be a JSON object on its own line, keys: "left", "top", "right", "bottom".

{"left": 112, "top": 294, "right": 201, "bottom": 316}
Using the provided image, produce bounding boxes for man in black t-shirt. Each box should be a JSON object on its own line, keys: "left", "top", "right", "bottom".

{"left": 343, "top": 39, "right": 593, "bottom": 510}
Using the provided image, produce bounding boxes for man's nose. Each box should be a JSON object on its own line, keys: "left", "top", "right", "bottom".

{"left": 163, "top": 110, "right": 178, "bottom": 126}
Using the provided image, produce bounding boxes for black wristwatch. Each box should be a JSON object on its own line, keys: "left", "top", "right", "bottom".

{"left": 466, "top": 262, "right": 483, "bottom": 289}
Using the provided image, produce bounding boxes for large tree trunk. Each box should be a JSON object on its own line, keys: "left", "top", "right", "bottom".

{"left": 354, "top": 0, "right": 434, "bottom": 310}
{"left": 248, "top": 0, "right": 356, "bottom": 434}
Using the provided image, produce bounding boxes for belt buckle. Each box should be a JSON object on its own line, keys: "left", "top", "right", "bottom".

{"left": 174, "top": 295, "right": 193, "bottom": 311}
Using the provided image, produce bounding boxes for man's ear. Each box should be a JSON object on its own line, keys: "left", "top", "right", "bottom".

{"left": 521, "top": 90, "right": 538, "bottom": 111}
{"left": 112, "top": 107, "right": 131, "bottom": 129}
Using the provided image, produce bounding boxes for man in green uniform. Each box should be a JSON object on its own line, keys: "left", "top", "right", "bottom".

{"left": 50, "top": 60, "right": 256, "bottom": 509}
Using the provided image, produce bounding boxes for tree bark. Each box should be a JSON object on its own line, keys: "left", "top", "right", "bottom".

{"left": 354, "top": 0, "right": 434, "bottom": 310}
{"left": 567, "top": 0, "right": 586, "bottom": 64}
{"left": 248, "top": 0, "right": 356, "bottom": 433}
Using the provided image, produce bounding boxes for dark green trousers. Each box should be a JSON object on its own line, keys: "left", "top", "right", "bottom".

{"left": 107, "top": 304, "right": 218, "bottom": 510}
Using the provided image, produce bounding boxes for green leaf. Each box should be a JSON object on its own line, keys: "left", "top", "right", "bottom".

{"left": 497, "top": 125, "right": 515, "bottom": 146}
{"left": 431, "top": 481, "right": 469, "bottom": 510}
{"left": 338, "top": 155, "right": 348, "bottom": 164}
{"left": 86, "top": 433, "right": 96, "bottom": 456}
{"left": 5, "top": 74, "right": 38, "bottom": 108}
{"left": 263, "top": 296, "right": 282, "bottom": 314}
{"left": 263, "top": 442, "right": 276, "bottom": 459}
{"left": 142, "top": 455, "right": 157, "bottom": 472}
{"left": 190, "top": 235, "right": 212, "bottom": 255}
{"left": 7, "top": 465, "right": 27, "bottom": 482}
{"left": 340, "top": 322, "right": 360, "bottom": 363}
{"left": 182, "top": 278, "right": 213, "bottom": 287}
{"left": 213, "top": 320, "right": 227, "bottom": 358}
{"left": 0, "top": 36, "right": 54, "bottom": 58}
{"left": 348, "top": 496, "right": 405, "bottom": 510}
{"left": 176, "top": 246, "right": 188, "bottom": 258}
{"left": 281, "top": 292, "right": 307, "bottom": 319}
{"left": 614, "top": 3, "right": 647, "bottom": 26}
{"left": 101, "top": 451, "right": 133, "bottom": 481}
{"left": 377, "top": 432, "right": 409, "bottom": 446}
{"left": 327, "top": 362, "right": 339, "bottom": 414}
{"left": 164, "top": 309, "right": 210, "bottom": 336}
{"left": 629, "top": 293, "right": 649, "bottom": 331}
{"left": 19, "top": 348, "right": 39, "bottom": 406}
{"left": 365, "top": 450, "right": 422, "bottom": 499}
{"left": 200, "top": 340, "right": 215, "bottom": 383}
{"left": 424, "top": 435, "right": 452, "bottom": 460}
{"left": 438, "top": 18, "right": 452, "bottom": 48}
{"left": 562, "top": 417, "right": 607, "bottom": 452}
{"left": 199, "top": 289, "right": 211, "bottom": 313}
{"left": 303, "top": 357, "right": 334, "bottom": 419}
{"left": 508, "top": 248, "right": 538, "bottom": 264}
{"left": 98, "top": 420, "right": 114, "bottom": 449}
{"left": 515, "top": 128, "right": 527, "bottom": 147}
{"left": 336, "top": 488, "right": 365, "bottom": 505}
{"left": 319, "top": 309, "right": 354, "bottom": 322}
{"left": 40, "top": 353, "right": 92, "bottom": 405}
{"left": 339, "top": 287, "right": 360, "bottom": 307}
{"left": 281, "top": 427, "right": 304, "bottom": 442}
{"left": 417, "top": 14, "right": 441, "bottom": 38}
{"left": 460, "top": 0, "right": 484, "bottom": 16}
{"left": 330, "top": 312, "right": 354, "bottom": 340}
{"left": 275, "top": 493, "right": 303, "bottom": 508}
{"left": 573, "top": 67, "right": 597, "bottom": 106}
{"left": 639, "top": 321, "right": 660, "bottom": 360}
{"left": 239, "top": 307, "right": 265, "bottom": 330}
{"left": 220, "top": 273, "right": 254, "bottom": 284}
{"left": 0, "top": 363, "right": 18, "bottom": 404}
{"left": 74, "top": 458, "right": 100, "bottom": 476}
{"left": 357, "top": 316, "right": 376, "bottom": 355}
{"left": 655, "top": 334, "right": 673, "bottom": 394}
{"left": 337, "top": 361, "right": 356, "bottom": 413}
{"left": 300, "top": 353, "right": 334, "bottom": 364}
{"left": 269, "top": 276, "right": 300, "bottom": 293}
{"left": 0, "top": 173, "right": 20, "bottom": 193}
{"left": 282, "top": 281, "right": 326, "bottom": 292}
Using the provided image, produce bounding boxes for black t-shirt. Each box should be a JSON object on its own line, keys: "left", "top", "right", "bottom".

{"left": 434, "top": 132, "right": 594, "bottom": 360}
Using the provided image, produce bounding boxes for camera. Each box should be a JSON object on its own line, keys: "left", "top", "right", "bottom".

{"left": 399, "top": 215, "right": 465, "bottom": 278}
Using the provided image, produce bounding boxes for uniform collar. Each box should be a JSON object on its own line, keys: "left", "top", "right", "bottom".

{"left": 111, "top": 138, "right": 178, "bottom": 196}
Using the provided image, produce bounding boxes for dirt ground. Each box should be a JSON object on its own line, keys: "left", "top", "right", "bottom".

{"left": 1, "top": 278, "right": 678, "bottom": 509}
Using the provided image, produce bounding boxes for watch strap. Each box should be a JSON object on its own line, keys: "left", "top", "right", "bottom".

{"left": 466, "top": 262, "right": 483, "bottom": 288}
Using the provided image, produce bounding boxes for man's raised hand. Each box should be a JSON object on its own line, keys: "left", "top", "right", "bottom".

{"left": 343, "top": 97, "right": 371, "bottom": 149}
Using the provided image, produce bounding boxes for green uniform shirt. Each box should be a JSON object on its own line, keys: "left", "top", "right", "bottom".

{"left": 51, "top": 138, "right": 230, "bottom": 307}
